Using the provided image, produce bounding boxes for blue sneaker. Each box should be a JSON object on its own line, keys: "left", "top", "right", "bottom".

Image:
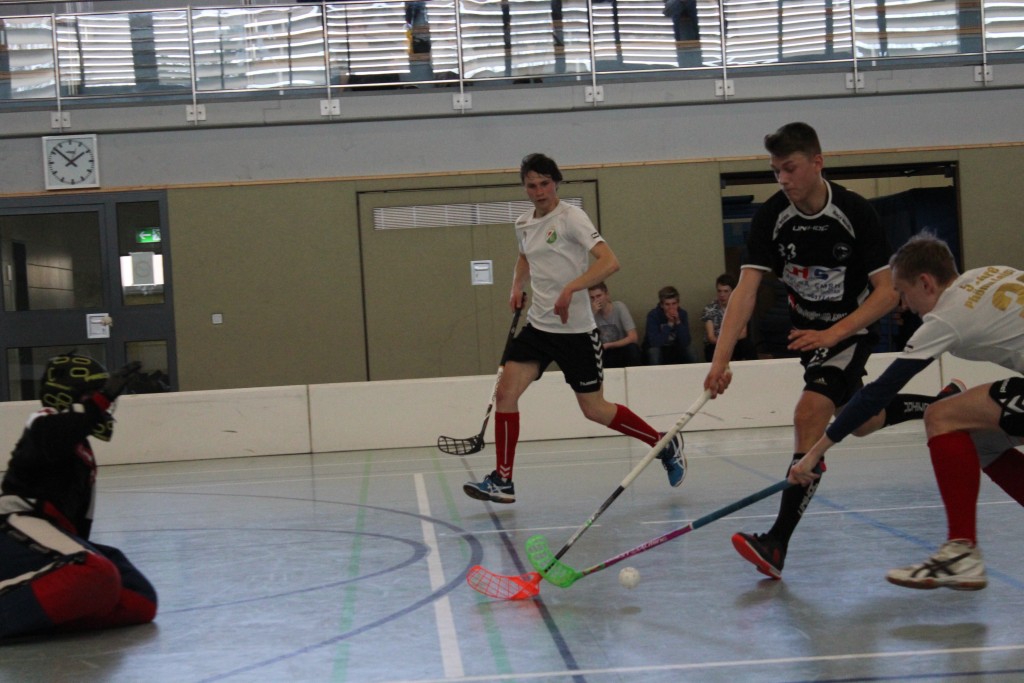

{"left": 463, "top": 470, "right": 516, "bottom": 503}
{"left": 656, "top": 432, "right": 687, "bottom": 487}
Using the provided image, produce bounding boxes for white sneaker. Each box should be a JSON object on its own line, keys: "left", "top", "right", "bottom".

{"left": 886, "top": 540, "right": 987, "bottom": 591}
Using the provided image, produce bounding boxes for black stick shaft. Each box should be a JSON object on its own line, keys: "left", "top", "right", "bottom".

{"left": 580, "top": 479, "right": 791, "bottom": 578}
{"left": 548, "top": 390, "right": 711, "bottom": 562}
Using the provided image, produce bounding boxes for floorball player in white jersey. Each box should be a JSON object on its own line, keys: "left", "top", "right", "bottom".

{"left": 790, "top": 232, "right": 1024, "bottom": 590}
{"left": 463, "top": 153, "right": 686, "bottom": 504}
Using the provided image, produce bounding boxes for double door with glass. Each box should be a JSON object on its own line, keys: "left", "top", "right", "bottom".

{"left": 0, "top": 192, "right": 175, "bottom": 402}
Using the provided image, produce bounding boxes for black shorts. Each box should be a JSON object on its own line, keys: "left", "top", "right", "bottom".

{"left": 800, "top": 332, "right": 878, "bottom": 407}
{"left": 506, "top": 324, "right": 603, "bottom": 394}
{"left": 989, "top": 377, "right": 1024, "bottom": 436}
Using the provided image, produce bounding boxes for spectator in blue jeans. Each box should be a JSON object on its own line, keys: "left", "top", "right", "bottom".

{"left": 644, "top": 285, "right": 695, "bottom": 365}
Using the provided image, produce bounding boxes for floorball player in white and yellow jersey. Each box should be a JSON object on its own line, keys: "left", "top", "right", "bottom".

{"left": 791, "top": 232, "right": 1024, "bottom": 590}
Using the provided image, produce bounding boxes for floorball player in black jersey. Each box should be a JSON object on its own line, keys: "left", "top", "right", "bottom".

{"left": 704, "top": 122, "right": 924, "bottom": 580}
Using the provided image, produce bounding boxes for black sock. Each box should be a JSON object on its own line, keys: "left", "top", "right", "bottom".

{"left": 882, "top": 394, "right": 935, "bottom": 427}
{"left": 768, "top": 454, "right": 823, "bottom": 546}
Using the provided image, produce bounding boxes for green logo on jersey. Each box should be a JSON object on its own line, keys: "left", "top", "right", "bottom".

{"left": 546, "top": 229, "right": 558, "bottom": 244}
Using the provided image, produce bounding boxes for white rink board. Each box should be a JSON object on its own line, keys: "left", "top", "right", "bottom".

{"left": 85, "top": 386, "right": 309, "bottom": 466}
{"left": 308, "top": 368, "right": 627, "bottom": 453}
{"left": 0, "top": 353, "right": 1013, "bottom": 465}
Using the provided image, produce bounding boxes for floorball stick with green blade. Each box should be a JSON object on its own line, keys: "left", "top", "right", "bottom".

{"left": 527, "top": 479, "right": 792, "bottom": 588}
{"left": 467, "top": 389, "right": 712, "bottom": 600}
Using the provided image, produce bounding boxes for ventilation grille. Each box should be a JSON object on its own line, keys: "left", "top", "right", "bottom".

{"left": 373, "top": 197, "right": 583, "bottom": 230}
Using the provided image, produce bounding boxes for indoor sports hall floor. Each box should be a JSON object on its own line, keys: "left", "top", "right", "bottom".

{"left": 5, "top": 423, "right": 1024, "bottom": 682}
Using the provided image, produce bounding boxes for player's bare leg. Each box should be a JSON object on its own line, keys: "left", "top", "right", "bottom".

{"left": 576, "top": 390, "right": 687, "bottom": 487}
{"left": 733, "top": 390, "right": 834, "bottom": 578}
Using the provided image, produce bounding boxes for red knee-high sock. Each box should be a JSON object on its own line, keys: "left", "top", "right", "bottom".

{"left": 928, "top": 431, "right": 981, "bottom": 544}
{"left": 983, "top": 448, "right": 1024, "bottom": 506}
{"left": 607, "top": 404, "right": 659, "bottom": 446}
{"left": 495, "top": 412, "right": 519, "bottom": 481}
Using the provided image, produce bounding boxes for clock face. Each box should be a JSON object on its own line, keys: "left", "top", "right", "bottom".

{"left": 43, "top": 135, "right": 100, "bottom": 189}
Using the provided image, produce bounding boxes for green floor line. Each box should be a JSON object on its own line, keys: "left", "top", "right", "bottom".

{"left": 430, "top": 449, "right": 515, "bottom": 676}
{"left": 330, "top": 452, "right": 374, "bottom": 682}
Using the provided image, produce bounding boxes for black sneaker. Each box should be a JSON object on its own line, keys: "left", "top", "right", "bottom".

{"left": 732, "top": 531, "right": 786, "bottom": 579}
{"left": 463, "top": 470, "right": 515, "bottom": 503}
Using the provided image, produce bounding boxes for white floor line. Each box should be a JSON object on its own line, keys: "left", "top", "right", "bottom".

{"left": 638, "top": 497, "right": 1018, "bottom": 525}
{"left": 381, "top": 642, "right": 1024, "bottom": 683}
{"left": 440, "top": 499, "right": 1015, "bottom": 536}
{"left": 452, "top": 524, "right": 605, "bottom": 537}
{"left": 414, "top": 472, "right": 464, "bottom": 679}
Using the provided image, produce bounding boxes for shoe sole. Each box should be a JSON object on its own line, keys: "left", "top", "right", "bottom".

{"left": 886, "top": 575, "right": 987, "bottom": 591}
{"left": 462, "top": 484, "right": 515, "bottom": 504}
{"left": 731, "top": 534, "right": 782, "bottom": 580}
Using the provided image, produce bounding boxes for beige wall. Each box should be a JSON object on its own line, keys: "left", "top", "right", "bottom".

{"left": 165, "top": 143, "right": 1024, "bottom": 391}
{"left": 169, "top": 182, "right": 365, "bottom": 390}
{"left": 958, "top": 146, "right": 1024, "bottom": 269}
{"left": 591, "top": 161, "right": 724, "bottom": 352}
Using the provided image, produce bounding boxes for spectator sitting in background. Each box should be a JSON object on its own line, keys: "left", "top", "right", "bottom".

{"left": 589, "top": 282, "right": 642, "bottom": 368}
{"left": 702, "top": 273, "right": 756, "bottom": 362}
{"left": 644, "top": 285, "right": 695, "bottom": 365}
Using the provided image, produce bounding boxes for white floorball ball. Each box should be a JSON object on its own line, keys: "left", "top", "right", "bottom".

{"left": 618, "top": 566, "right": 640, "bottom": 589}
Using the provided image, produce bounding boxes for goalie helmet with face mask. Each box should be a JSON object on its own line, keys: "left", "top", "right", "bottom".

{"left": 40, "top": 353, "right": 115, "bottom": 441}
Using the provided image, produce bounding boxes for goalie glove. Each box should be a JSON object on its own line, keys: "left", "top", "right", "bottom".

{"left": 101, "top": 360, "right": 143, "bottom": 402}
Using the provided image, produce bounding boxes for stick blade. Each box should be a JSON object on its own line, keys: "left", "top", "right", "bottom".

{"left": 526, "top": 535, "right": 583, "bottom": 588}
{"left": 466, "top": 565, "right": 540, "bottom": 600}
{"left": 437, "top": 434, "right": 484, "bottom": 456}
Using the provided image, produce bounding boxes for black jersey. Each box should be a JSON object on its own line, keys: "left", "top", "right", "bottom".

{"left": 745, "top": 180, "right": 892, "bottom": 332}
{"left": 0, "top": 398, "right": 110, "bottom": 539}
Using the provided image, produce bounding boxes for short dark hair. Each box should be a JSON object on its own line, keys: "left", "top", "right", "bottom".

{"left": 890, "top": 233, "right": 958, "bottom": 285}
{"left": 764, "top": 122, "right": 822, "bottom": 158}
{"left": 658, "top": 285, "right": 679, "bottom": 303}
{"left": 715, "top": 273, "right": 737, "bottom": 289}
{"left": 588, "top": 281, "right": 609, "bottom": 293}
{"left": 520, "top": 153, "right": 563, "bottom": 184}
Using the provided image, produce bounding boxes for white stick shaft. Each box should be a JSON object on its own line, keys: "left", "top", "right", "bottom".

{"left": 619, "top": 389, "right": 711, "bottom": 489}
{"left": 551, "top": 388, "right": 712, "bottom": 561}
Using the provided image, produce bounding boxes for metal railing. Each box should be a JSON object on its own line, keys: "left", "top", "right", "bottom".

{"left": 1, "top": 0, "right": 1021, "bottom": 107}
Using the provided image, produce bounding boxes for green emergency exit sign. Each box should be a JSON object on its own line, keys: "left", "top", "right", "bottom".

{"left": 136, "top": 228, "right": 161, "bottom": 244}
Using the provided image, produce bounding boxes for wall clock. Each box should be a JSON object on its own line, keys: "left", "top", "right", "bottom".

{"left": 43, "top": 134, "right": 100, "bottom": 190}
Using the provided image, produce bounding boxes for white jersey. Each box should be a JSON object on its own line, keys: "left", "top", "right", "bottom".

{"left": 515, "top": 201, "right": 605, "bottom": 333}
{"left": 902, "top": 266, "right": 1024, "bottom": 373}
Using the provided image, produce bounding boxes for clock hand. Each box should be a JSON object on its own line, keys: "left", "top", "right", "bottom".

{"left": 53, "top": 147, "right": 76, "bottom": 164}
{"left": 66, "top": 151, "right": 89, "bottom": 166}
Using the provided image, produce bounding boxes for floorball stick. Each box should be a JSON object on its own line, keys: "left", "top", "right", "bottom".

{"left": 527, "top": 479, "right": 792, "bottom": 588}
{"left": 466, "top": 389, "right": 712, "bottom": 600}
{"left": 437, "top": 297, "right": 524, "bottom": 456}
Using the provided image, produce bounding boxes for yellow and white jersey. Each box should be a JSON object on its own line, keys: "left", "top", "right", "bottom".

{"left": 903, "top": 266, "right": 1024, "bottom": 373}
